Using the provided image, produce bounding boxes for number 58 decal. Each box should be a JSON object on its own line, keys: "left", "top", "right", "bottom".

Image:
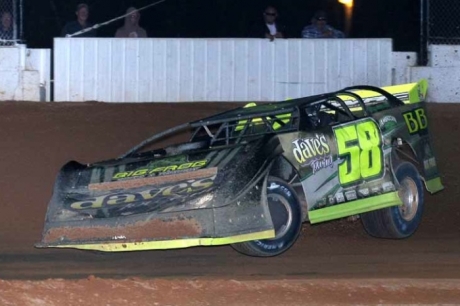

{"left": 333, "top": 118, "right": 384, "bottom": 186}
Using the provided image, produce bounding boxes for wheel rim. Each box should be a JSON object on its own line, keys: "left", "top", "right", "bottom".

{"left": 266, "top": 193, "right": 293, "bottom": 240}
{"left": 398, "top": 177, "right": 419, "bottom": 221}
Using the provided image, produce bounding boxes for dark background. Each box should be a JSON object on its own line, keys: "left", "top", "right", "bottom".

{"left": 24, "top": 0, "right": 420, "bottom": 51}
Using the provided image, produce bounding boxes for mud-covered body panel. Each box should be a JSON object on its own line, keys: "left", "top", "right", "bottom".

{"left": 41, "top": 138, "right": 278, "bottom": 246}
{"left": 48, "top": 140, "right": 271, "bottom": 218}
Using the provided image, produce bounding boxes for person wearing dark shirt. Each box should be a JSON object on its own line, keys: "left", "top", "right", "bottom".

{"left": 0, "top": 11, "right": 13, "bottom": 40}
{"left": 249, "top": 6, "right": 287, "bottom": 41}
{"left": 61, "top": 3, "right": 97, "bottom": 37}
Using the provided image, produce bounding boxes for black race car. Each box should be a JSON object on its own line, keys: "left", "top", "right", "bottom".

{"left": 36, "top": 79, "right": 443, "bottom": 257}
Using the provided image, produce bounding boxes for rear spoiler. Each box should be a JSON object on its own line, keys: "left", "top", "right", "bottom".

{"left": 381, "top": 79, "right": 428, "bottom": 104}
{"left": 337, "top": 79, "right": 428, "bottom": 112}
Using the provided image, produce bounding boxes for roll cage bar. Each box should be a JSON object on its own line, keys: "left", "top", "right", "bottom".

{"left": 120, "top": 85, "right": 404, "bottom": 158}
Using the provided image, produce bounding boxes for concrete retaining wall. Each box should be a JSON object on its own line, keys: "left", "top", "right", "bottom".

{"left": 0, "top": 45, "right": 50, "bottom": 101}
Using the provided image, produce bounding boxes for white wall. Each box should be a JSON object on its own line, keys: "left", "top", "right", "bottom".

{"left": 26, "top": 48, "right": 52, "bottom": 102}
{"left": 391, "top": 51, "right": 417, "bottom": 85}
{"left": 3, "top": 40, "right": 459, "bottom": 103}
{"left": 409, "top": 45, "right": 460, "bottom": 103}
{"left": 0, "top": 45, "right": 50, "bottom": 101}
{"left": 53, "top": 38, "right": 393, "bottom": 102}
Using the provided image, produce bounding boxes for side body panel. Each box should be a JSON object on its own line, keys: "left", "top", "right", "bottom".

{"left": 278, "top": 102, "right": 442, "bottom": 223}
{"left": 374, "top": 101, "right": 443, "bottom": 192}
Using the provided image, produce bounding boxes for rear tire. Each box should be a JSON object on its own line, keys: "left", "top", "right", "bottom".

{"left": 361, "top": 162, "right": 424, "bottom": 239}
{"left": 231, "top": 176, "right": 302, "bottom": 257}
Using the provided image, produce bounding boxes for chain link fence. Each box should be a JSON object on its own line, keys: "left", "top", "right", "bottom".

{"left": 0, "top": 0, "right": 22, "bottom": 45}
{"left": 427, "top": 0, "right": 460, "bottom": 45}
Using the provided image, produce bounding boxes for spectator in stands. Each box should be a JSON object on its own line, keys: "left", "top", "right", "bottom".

{"left": 301, "top": 10, "right": 345, "bottom": 39}
{"left": 0, "top": 11, "right": 13, "bottom": 41}
{"left": 115, "top": 7, "right": 147, "bottom": 38}
{"left": 249, "top": 5, "right": 287, "bottom": 41}
{"left": 61, "top": 3, "right": 97, "bottom": 37}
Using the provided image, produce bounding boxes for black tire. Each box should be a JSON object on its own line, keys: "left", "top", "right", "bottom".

{"left": 231, "top": 176, "right": 302, "bottom": 257}
{"left": 361, "top": 162, "right": 424, "bottom": 239}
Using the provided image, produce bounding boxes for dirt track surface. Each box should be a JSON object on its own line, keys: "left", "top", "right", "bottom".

{"left": 0, "top": 101, "right": 459, "bottom": 305}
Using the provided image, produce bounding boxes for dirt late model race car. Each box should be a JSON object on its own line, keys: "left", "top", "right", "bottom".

{"left": 36, "top": 79, "right": 443, "bottom": 257}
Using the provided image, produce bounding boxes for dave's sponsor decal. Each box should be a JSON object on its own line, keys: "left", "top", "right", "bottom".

{"left": 70, "top": 176, "right": 215, "bottom": 210}
{"left": 292, "top": 134, "right": 332, "bottom": 173}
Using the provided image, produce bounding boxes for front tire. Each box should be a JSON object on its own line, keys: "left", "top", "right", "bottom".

{"left": 231, "top": 176, "right": 302, "bottom": 257}
{"left": 361, "top": 162, "right": 424, "bottom": 239}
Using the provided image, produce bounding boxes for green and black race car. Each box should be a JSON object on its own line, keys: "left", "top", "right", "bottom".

{"left": 36, "top": 79, "right": 444, "bottom": 257}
